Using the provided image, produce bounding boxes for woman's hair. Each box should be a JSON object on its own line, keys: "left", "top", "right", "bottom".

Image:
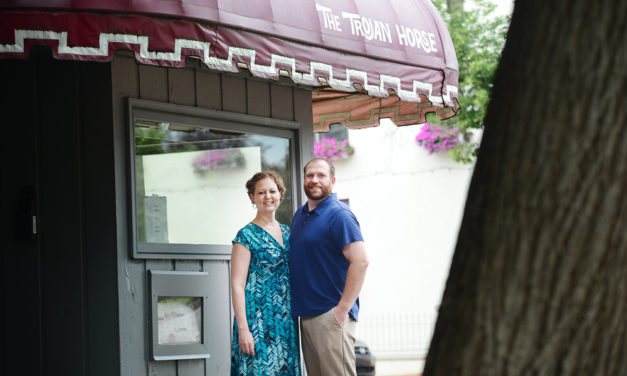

{"left": 245, "top": 170, "right": 286, "bottom": 202}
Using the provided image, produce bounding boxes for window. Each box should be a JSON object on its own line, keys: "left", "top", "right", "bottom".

{"left": 129, "top": 99, "right": 298, "bottom": 259}
{"left": 314, "top": 123, "right": 348, "bottom": 142}
{"left": 149, "top": 270, "right": 212, "bottom": 360}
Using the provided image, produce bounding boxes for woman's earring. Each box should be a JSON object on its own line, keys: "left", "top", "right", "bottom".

{"left": 251, "top": 202, "right": 257, "bottom": 209}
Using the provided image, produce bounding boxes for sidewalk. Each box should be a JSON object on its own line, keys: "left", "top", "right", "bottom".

{"left": 375, "top": 359, "right": 424, "bottom": 376}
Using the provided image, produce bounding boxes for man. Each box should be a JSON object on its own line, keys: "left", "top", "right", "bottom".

{"left": 290, "top": 158, "right": 369, "bottom": 376}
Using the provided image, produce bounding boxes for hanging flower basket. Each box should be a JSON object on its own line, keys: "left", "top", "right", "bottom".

{"left": 415, "top": 122, "right": 465, "bottom": 154}
{"left": 314, "top": 137, "right": 355, "bottom": 162}
{"left": 192, "top": 149, "right": 245, "bottom": 175}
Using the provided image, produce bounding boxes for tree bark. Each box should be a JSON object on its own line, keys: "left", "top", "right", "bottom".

{"left": 424, "top": 1, "right": 626, "bottom": 375}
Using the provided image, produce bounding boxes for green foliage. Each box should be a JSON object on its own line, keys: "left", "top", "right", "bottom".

{"left": 429, "top": 0, "right": 510, "bottom": 163}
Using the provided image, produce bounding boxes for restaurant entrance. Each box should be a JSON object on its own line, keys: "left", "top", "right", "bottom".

{"left": 1, "top": 51, "right": 119, "bottom": 376}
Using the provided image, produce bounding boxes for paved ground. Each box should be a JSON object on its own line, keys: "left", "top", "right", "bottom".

{"left": 375, "top": 359, "right": 424, "bottom": 376}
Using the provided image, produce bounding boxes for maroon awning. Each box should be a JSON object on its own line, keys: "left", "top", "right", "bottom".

{"left": 0, "top": 0, "right": 459, "bottom": 130}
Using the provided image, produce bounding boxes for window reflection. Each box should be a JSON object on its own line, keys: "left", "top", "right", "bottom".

{"left": 157, "top": 296, "right": 202, "bottom": 345}
{"left": 134, "top": 120, "right": 292, "bottom": 245}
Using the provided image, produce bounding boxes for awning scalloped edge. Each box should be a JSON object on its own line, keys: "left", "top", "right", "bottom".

{"left": 312, "top": 92, "right": 460, "bottom": 132}
{"left": 0, "top": 27, "right": 458, "bottom": 108}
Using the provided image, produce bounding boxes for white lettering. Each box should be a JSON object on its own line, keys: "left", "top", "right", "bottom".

{"left": 316, "top": 4, "right": 341, "bottom": 31}
{"left": 396, "top": 24, "right": 408, "bottom": 46}
{"left": 355, "top": 19, "right": 365, "bottom": 37}
{"left": 419, "top": 30, "right": 430, "bottom": 52}
{"left": 333, "top": 14, "right": 341, "bottom": 31}
{"left": 429, "top": 33, "right": 437, "bottom": 52}
{"left": 405, "top": 26, "right": 416, "bottom": 47}
{"left": 412, "top": 29, "right": 422, "bottom": 49}
{"left": 343, "top": 12, "right": 392, "bottom": 43}
{"left": 379, "top": 21, "right": 392, "bottom": 43}
{"left": 362, "top": 17, "right": 373, "bottom": 40}
{"left": 316, "top": 6, "right": 435, "bottom": 51}
{"left": 395, "top": 25, "right": 437, "bottom": 53}
{"left": 373, "top": 20, "right": 383, "bottom": 42}
{"left": 342, "top": 12, "right": 360, "bottom": 35}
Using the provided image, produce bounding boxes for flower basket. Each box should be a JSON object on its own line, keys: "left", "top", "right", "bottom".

{"left": 314, "top": 137, "right": 354, "bottom": 161}
{"left": 415, "top": 123, "right": 463, "bottom": 154}
{"left": 192, "top": 149, "right": 245, "bottom": 176}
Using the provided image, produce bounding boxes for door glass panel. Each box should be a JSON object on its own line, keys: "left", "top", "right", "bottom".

{"left": 134, "top": 119, "right": 293, "bottom": 246}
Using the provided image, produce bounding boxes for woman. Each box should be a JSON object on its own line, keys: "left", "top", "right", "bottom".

{"left": 230, "top": 171, "right": 300, "bottom": 376}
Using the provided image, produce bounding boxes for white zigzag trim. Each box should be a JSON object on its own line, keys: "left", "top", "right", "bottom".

{"left": 442, "top": 84, "right": 458, "bottom": 106}
{"left": 0, "top": 29, "right": 457, "bottom": 105}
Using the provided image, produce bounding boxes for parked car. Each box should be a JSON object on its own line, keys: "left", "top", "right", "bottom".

{"left": 355, "top": 338, "right": 376, "bottom": 376}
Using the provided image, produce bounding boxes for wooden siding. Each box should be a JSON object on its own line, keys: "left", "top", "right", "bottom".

{"left": 111, "top": 52, "right": 313, "bottom": 376}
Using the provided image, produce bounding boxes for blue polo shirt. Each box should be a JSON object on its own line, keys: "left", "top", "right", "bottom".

{"left": 289, "top": 193, "right": 364, "bottom": 321}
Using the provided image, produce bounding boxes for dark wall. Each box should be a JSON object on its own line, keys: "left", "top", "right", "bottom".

{"left": 1, "top": 49, "right": 119, "bottom": 376}
{"left": 0, "top": 48, "right": 314, "bottom": 376}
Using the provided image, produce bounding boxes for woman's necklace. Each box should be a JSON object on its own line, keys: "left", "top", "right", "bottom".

{"left": 253, "top": 218, "right": 283, "bottom": 246}
{"left": 253, "top": 218, "right": 279, "bottom": 231}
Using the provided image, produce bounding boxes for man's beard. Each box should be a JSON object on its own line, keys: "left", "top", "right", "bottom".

{"left": 305, "top": 183, "right": 332, "bottom": 201}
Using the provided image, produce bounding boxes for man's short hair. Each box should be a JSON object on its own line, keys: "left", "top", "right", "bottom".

{"left": 304, "top": 158, "right": 335, "bottom": 177}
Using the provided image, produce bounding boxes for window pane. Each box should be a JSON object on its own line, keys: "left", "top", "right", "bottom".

{"left": 157, "top": 296, "right": 202, "bottom": 345}
{"left": 134, "top": 120, "right": 293, "bottom": 246}
{"left": 314, "top": 123, "right": 348, "bottom": 141}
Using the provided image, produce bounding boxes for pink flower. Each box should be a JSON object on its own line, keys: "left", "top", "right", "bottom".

{"left": 415, "top": 122, "right": 460, "bottom": 154}
{"left": 314, "top": 137, "right": 354, "bottom": 161}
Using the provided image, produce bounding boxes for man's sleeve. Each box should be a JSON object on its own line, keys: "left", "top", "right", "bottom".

{"left": 330, "top": 209, "right": 364, "bottom": 252}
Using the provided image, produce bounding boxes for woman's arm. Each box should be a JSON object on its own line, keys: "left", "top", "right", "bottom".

{"left": 230, "top": 242, "right": 256, "bottom": 356}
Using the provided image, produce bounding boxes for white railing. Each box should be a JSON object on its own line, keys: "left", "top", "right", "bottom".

{"left": 356, "top": 312, "right": 437, "bottom": 360}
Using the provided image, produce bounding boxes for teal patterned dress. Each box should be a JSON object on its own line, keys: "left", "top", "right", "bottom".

{"left": 231, "top": 222, "right": 301, "bottom": 376}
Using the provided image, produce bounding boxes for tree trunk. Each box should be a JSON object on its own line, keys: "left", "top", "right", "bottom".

{"left": 424, "top": 1, "right": 626, "bottom": 375}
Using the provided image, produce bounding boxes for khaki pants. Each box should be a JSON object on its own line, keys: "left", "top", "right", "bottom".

{"left": 300, "top": 308, "right": 357, "bottom": 376}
